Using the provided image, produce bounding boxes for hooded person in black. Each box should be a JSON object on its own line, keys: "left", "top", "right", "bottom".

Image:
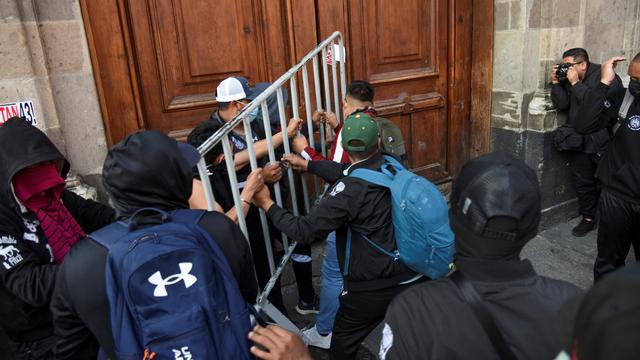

{"left": 51, "top": 130, "right": 258, "bottom": 359}
{"left": 0, "top": 117, "right": 115, "bottom": 359}
{"left": 380, "top": 152, "right": 583, "bottom": 360}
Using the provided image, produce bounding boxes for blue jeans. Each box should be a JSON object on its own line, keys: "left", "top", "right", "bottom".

{"left": 316, "top": 231, "right": 343, "bottom": 334}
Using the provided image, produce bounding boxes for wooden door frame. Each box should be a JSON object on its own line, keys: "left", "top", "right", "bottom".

{"left": 80, "top": 0, "right": 493, "bottom": 163}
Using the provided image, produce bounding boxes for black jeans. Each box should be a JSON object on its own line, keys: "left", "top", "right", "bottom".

{"left": 568, "top": 152, "right": 600, "bottom": 219}
{"left": 330, "top": 282, "right": 415, "bottom": 360}
{"left": 291, "top": 243, "right": 316, "bottom": 303}
{"left": 593, "top": 190, "right": 640, "bottom": 281}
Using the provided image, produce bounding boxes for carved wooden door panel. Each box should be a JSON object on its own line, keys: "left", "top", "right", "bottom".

{"left": 126, "top": 0, "right": 273, "bottom": 138}
{"left": 346, "top": 0, "right": 451, "bottom": 182}
{"left": 86, "top": 0, "right": 480, "bottom": 179}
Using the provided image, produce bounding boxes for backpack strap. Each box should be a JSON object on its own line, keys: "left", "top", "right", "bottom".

{"left": 450, "top": 271, "right": 517, "bottom": 360}
{"left": 127, "top": 208, "right": 171, "bottom": 231}
{"left": 381, "top": 155, "right": 406, "bottom": 171}
{"left": 343, "top": 227, "right": 352, "bottom": 276}
{"left": 350, "top": 168, "right": 393, "bottom": 188}
{"left": 343, "top": 226, "right": 400, "bottom": 276}
{"left": 613, "top": 89, "right": 635, "bottom": 135}
{"left": 90, "top": 221, "right": 129, "bottom": 250}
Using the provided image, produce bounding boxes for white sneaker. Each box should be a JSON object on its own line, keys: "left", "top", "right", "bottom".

{"left": 302, "top": 326, "right": 332, "bottom": 349}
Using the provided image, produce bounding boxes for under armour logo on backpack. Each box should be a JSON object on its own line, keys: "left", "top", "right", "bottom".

{"left": 148, "top": 262, "right": 198, "bottom": 297}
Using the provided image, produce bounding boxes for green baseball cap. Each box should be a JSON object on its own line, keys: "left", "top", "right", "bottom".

{"left": 341, "top": 113, "right": 379, "bottom": 152}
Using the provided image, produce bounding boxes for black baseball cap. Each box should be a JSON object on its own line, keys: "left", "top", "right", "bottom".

{"left": 187, "top": 121, "right": 223, "bottom": 165}
{"left": 450, "top": 151, "right": 541, "bottom": 259}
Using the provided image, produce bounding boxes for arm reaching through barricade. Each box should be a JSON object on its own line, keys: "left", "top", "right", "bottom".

{"left": 233, "top": 118, "right": 303, "bottom": 170}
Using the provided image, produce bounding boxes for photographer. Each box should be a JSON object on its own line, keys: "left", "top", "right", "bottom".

{"left": 576, "top": 53, "right": 640, "bottom": 281}
{"left": 551, "top": 48, "right": 623, "bottom": 237}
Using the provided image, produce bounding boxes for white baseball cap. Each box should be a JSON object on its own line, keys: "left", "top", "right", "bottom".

{"left": 215, "top": 77, "right": 247, "bottom": 102}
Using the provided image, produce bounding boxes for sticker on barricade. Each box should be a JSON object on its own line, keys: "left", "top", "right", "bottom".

{"left": 327, "top": 44, "right": 346, "bottom": 65}
{"left": 0, "top": 101, "right": 37, "bottom": 126}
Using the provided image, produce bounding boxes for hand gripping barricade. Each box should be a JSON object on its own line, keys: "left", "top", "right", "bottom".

{"left": 195, "top": 32, "right": 348, "bottom": 335}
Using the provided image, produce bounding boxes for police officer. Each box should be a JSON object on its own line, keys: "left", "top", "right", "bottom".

{"left": 551, "top": 48, "right": 623, "bottom": 237}
{"left": 575, "top": 53, "right": 640, "bottom": 281}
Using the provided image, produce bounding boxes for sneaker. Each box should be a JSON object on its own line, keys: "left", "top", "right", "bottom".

{"left": 296, "top": 295, "right": 320, "bottom": 315}
{"left": 572, "top": 217, "right": 596, "bottom": 237}
{"left": 302, "top": 326, "right": 332, "bottom": 349}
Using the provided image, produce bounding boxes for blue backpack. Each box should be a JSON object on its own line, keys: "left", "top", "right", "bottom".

{"left": 90, "top": 208, "right": 253, "bottom": 360}
{"left": 349, "top": 155, "right": 455, "bottom": 279}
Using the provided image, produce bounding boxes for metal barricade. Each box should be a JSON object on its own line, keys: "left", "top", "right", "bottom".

{"left": 195, "top": 32, "right": 347, "bottom": 333}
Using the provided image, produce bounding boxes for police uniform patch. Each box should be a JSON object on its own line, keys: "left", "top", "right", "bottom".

{"left": 629, "top": 115, "right": 640, "bottom": 131}
{"left": 330, "top": 182, "right": 346, "bottom": 196}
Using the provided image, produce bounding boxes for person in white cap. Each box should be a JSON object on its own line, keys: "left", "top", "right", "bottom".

{"left": 190, "top": 76, "right": 302, "bottom": 313}
{"left": 190, "top": 77, "right": 302, "bottom": 208}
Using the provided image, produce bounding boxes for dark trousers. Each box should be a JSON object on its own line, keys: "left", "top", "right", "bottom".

{"left": 330, "top": 283, "right": 412, "bottom": 360}
{"left": 568, "top": 152, "right": 600, "bottom": 219}
{"left": 292, "top": 243, "right": 315, "bottom": 303}
{"left": 594, "top": 190, "right": 640, "bottom": 281}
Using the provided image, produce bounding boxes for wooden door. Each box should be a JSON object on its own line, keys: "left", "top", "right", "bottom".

{"left": 81, "top": 0, "right": 493, "bottom": 179}
{"left": 344, "top": 0, "right": 450, "bottom": 182}
{"left": 123, "top": 0, "right": 293, "bottom": 139}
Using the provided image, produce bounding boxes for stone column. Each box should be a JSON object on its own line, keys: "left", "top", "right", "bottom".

{"left": 0, "top": 0, "right": 109, "bottom": 198}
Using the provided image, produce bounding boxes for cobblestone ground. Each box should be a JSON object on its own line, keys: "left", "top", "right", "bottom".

{"left": 278, "top": 218, "right": 635, "bottom": 359}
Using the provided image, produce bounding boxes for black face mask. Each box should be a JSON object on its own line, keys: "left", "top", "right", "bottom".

{"left": 629, "top": 79, "right": 640, "bottom": 99}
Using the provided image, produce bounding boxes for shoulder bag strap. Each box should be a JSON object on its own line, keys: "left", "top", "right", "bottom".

{"left": 450, "top": 271, "right": 518, "bottom": 360}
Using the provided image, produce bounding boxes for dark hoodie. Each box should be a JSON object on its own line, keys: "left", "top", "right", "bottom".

{"left": 0, "top": 117, "right": 115, "bottom": 343}
{"left": 51, "top": 131, "right": 257, "bottom": 359}
{"left": 381, "top": 152, "right": 582, "bottom": 360}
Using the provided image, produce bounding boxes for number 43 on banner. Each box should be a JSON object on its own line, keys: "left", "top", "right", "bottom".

{"left": 0, "top": 101, "right": 37, "bottom": 127}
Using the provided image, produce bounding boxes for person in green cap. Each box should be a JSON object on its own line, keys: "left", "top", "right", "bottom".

{"left": 253, "top": 112, "right": 422, "bottom": 360}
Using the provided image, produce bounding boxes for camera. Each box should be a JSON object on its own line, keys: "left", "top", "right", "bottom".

{"left": 556, "top": 63, "right": 572, "bottom": 81}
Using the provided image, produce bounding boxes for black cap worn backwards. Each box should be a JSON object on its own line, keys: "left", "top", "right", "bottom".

{"left": 450, "top": 151, "right": 541, "bottom": 260}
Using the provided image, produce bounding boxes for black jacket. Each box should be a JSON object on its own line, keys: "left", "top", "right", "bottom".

{"left": 381, "top": 257, "right": 583, "bottom": 360}
{"left": 579, "top": 82, "right": 640, "bottom": 203}
{"left": 0, "top": 118, "right": 115, "bottom": 343}
{"left": 267, "top": 152, "right": 416, "bottom": 292}
{"left": 51, "top": 130, "right": 258, "bottom": 360}
{"left": 551, "top": 63, "right": 623, "bottom": 152}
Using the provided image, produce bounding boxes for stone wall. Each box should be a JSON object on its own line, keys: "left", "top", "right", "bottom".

{"left": 0, "top": 0, "right": 107, "bottom": 194}
{"left": 491, "top": 0, "right": 640, "bottom": 227}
